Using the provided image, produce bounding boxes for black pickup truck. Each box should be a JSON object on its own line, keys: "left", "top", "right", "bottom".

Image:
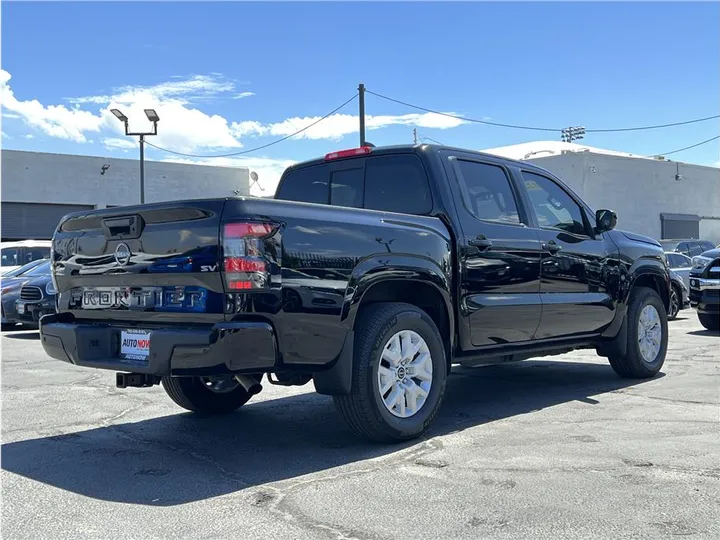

{"left": 40, "top": 144, "right": 671, "bottom": 442}
{"left": 689, "top": 248, "right": 720, "bottom": 331}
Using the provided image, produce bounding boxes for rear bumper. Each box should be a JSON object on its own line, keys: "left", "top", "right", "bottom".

{"left": 39, "top": 314, "right": 278, "bottom": 376}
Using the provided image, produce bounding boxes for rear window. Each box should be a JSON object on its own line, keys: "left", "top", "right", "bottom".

{"left": 364, "top": 155, "right": 432, "bottom": 215}
{"left": 276, "top": 165, "right": 329, "bottom": 204}
{"left": 330, "top": 167, "right": 364, "bottom": 208}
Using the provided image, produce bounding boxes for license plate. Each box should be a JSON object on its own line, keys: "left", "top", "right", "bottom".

{"left": 120, "top": 329, "right": 151, "bottom": 360}
{"left": 16, "top": 303, "right": 25, "bottom": 315}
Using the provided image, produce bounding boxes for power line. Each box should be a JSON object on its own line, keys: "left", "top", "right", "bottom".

{"left": 652, "top": 134, "right": 720, "bottom": 158}
{"left": 144, "top": 93, "right": 358, "bottom": 158}
{"left": 420, "top": 136, "right": 445, "bottom": 145}
{"left": 366, "top": 89, "right": 720, "bottom": 134}
{"left": 366, "top": 90, "right": 560, "bottom": 132}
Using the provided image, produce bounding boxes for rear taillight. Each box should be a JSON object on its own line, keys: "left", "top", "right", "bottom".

{"left": 222, "top": 222, "right": 275, "bottom": 291}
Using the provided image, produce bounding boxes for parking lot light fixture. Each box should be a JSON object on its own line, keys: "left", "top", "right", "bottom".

{"left": 110, "top": 109, "right": 128, "bottom": 123}
{"left": 109, "top": 107, "right": 160, "bottom": 204}
{"left": 144, "top": 109, "right": 160, "bottom": 123}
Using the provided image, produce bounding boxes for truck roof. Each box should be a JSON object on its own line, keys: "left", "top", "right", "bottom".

{"left": 284, "top": 143, "right": 553, "bottom": 175}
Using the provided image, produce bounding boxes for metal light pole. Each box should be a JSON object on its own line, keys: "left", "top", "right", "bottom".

{"left": 110, "top": 108, "right": 160, "bottom": 204}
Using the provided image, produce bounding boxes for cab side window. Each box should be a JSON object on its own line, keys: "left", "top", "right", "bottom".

{"left": 364, "top": 155, "right": 432, "bottom": 215}
{"left": 521, "top": 171, "right": 588, "bottom": 236}
{"left": 454, "top": 160, "right": 521, "bottom": 224}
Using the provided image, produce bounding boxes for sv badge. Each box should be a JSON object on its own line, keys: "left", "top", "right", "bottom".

{"left": 200, "top": 265, "right": 218, "bottom": 272}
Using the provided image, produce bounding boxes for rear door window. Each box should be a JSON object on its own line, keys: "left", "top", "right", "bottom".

{"left": 364, "top": 155, "right": 432, "bottom": 214}
{"left": 454, "top": 160, "right": 521, "bottom": 224}
{"left": 276, "top": 165, "right": 329, "bottom": 204}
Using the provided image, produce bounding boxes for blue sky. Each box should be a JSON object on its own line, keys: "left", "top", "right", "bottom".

{"left": 2, "top": 1, "right": 719, "bottom": 192}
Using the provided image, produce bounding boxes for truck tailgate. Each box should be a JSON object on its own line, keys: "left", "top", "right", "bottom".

{"left": 52, "top": 200, "right": 227, "bottom": 325}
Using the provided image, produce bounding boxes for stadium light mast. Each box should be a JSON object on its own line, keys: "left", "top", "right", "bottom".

{"left": 561, "top": 126, "right": 585, "bottom": 144}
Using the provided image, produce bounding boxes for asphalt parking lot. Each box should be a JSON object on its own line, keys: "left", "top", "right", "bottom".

{"left": 1, "top": 312, "right": 718, "bottom": 540}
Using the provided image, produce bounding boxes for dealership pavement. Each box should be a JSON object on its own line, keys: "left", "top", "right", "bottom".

{"left": 1, "top": 313, "right": 718, "bottom": 540}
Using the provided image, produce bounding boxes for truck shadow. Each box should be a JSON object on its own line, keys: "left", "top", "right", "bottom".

{"left": 1, "top": 360, "right": 662, "bottom": 506}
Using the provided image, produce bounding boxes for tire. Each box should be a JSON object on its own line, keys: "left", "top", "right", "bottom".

{"left": 667, "top": 285, "right": 680, "bottom": 321}
{"left": 608, "top": 287, "right": 668, "bottom": 378}
{"left": 161, "top": 376, "right": 254, "bottom": 414}
{"left": 698, "top": 313, "right": 720, "bottom": 332}
{"left": 333, "top": 302, "right": 447, "bottom": 443}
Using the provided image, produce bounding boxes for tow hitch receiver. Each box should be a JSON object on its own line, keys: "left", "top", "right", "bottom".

{"left": 116, "top": 372, "right": 161, "bottom": 388}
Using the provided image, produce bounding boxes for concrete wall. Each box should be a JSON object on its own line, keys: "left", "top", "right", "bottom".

{"left": 527, "top": 152, "right": 720, "bottom": 245}
{"left": 1, "top": 150, "right": 250, "bottom": 207}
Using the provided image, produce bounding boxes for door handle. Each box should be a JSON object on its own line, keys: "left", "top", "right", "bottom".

{"left": 542, "top": 241, "right": 562, "bottom": 254}
{"left": 468, "top": 235, "right": 493, "bottom": 250}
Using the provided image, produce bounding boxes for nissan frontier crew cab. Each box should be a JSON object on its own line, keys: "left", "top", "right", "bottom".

{"left": 40, "top": 144, "right": 671, "bottom": 442}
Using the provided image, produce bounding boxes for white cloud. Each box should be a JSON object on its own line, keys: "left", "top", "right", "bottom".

{"left": 24, "top": 134, "right": 35, "bottom": 139}
{"left": 1, "top": 131, "right": 10, "bottom": 139}
{"left": 103, "top": 137, "right": 137, "bottom": 151}
{"left": 162, "top": 155, "right": 296, "bottom": 196}
{"left": 231, "top": 111, "right": 465, "bottom": 141}
{"left": 1, "top": 69, "right": 104, "bottom": 142}
{"left": 232, "top": 92, "right": 255, "bottom": 100}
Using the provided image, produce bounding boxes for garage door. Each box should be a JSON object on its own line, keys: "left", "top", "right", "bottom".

{"left": 660, "top": 213, "right": 700, "bottom": 240}
{"left": 1, "top": 202, "right": 95, "bottom": 240}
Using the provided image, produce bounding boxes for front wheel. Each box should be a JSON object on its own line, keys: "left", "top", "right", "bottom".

{"left": 334, "top": 302, "right": 447, "bottom": 443}
{"left": 162, "top": 376, "right": 255, "bottom": 414}
{"left": 698, "top": 313, "right": 720, "bottom": 332}
{"left": 667, "top": 285, "right": 680, "bottom": 321}
{"left": 608, "top": 287, "right": 668, "bottom": 378}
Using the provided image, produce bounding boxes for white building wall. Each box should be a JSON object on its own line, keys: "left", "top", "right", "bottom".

{"left": 526, "top": 152, "right": 720, "bottom": 244}
{"left": 1, "top": 150, "right": 250, "bottom": 207}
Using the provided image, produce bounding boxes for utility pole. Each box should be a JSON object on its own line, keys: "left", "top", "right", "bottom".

{"left": 413, "top": 128, "right": 418, "bottom": 144}
{"left": 358, "top": 83, "right": 366, "bottom": 146}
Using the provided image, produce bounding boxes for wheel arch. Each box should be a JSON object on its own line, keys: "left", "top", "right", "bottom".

{"left": 630, "top": 270, "right": 670, "bottom": 312}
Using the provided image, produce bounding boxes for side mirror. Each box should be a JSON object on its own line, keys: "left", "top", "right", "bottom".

{"left": 595, "top": 209, "right": 618, "bottom": 233}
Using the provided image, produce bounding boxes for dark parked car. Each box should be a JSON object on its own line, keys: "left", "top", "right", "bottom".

{"left": 40, "top": 144, "right": 671, "bottom": 442}
{"left": 660, "top": 239, "right": 715, "bottom": 258}
{"left": 1, "top": 259, "right": 50, "bottom": 330}
{"left": 689, "top": 248, "right": 720, "bottom": 331}
{"left": 667, "top": 269, "right": 690, "bottom": 321}
{"left": 15, "top": 270, "right": 57, "bottom": 328}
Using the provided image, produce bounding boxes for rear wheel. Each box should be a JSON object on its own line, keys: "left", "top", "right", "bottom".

{"left": 698, "top": 313, "right": 720, "bottom": 332}
{"left": 162, "top": 376, "right": 254, "bottom": 414}
{"left": 333, "top": 302, "right": 447, "bottom": 443}
{"left": 667, "top": 285, "right": 680, "bottom": 321}
{"left": 608, "top": 287, "right": 668, "bottom": 378}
